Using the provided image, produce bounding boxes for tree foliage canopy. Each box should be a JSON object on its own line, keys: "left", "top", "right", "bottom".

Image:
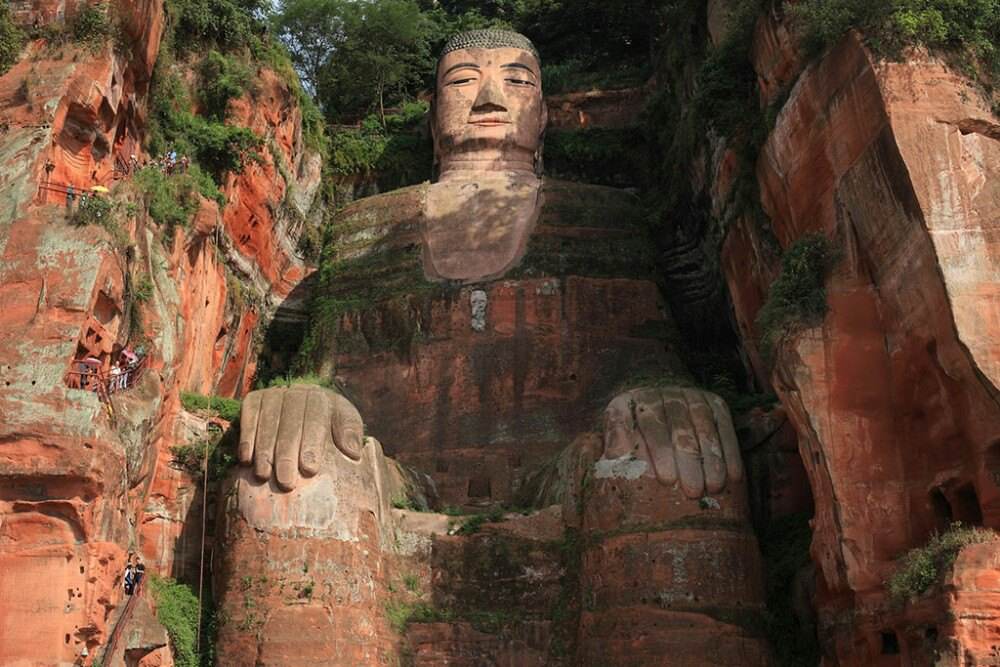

{"left": 272, "top": 0, "right": 654, "bottom": 122}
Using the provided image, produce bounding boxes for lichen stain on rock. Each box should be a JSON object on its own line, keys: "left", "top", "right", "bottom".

{"left": 593, "top": 454, "right": 648, "bottom": 480}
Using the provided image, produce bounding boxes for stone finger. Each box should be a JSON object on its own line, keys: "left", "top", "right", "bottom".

{"left": 274, "top": 388, "right": 308, "bottom": 491}
{"left": 685, "top": 388, "right": 726, "bottom": 494}
{"left": 603, "top": 393, "right": 637, "bottom": 459}
{"left": 661, "top": 387, "right": 704, "bottom": 499}
{"left": 634, "top": 388, "right": 677, "bottom": 484}
{"left": 253, "top": 388, "right": 284, "bottom": 481}
{"left": 706, "top": 393, "right": 743, "bottom": 482}
{"left": 331, "top": 392, "right": 364, "bottom": 461}
{"left": 238, "top": 390, "right": 262, "bottom": 464}
{"left": 300, "top": 389, "right": 334, "bottom": 476}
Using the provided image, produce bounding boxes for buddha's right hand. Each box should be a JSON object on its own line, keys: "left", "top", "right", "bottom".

{"left": 238, "top": 385, "right": 365, "bottom": 491}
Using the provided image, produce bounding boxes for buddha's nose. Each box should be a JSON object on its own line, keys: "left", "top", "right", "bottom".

{"left": 471, "top": 76, "right": 507, "bottom": 113}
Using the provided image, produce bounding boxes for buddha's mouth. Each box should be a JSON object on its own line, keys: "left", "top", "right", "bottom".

{"left": 469, "top": 118, "right": 511, "bottom": 127}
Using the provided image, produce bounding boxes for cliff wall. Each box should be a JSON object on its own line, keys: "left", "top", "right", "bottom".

{"left": 0, "top": 1, "right": 323, "bottom": 663}
{"left": 704, "top": 9, "right": 1000, "bottom": 665}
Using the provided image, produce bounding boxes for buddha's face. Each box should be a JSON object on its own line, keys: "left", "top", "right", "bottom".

{"left": 433, "top": 46, "right": 547, "bottom": 176}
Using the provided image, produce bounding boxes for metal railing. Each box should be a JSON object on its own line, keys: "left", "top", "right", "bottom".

{"left": 64, "top": 356, "right": 150, "bottom": 403}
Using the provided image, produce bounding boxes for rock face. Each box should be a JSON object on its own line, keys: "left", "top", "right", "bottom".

{"left": 0, "top": 9, "right": 163, "bottom": 661}
{"left": 0, "top": 3, "right": 322, "bottom": 664}
{"left": 718, "top": 24, "right": 1000, "bottom": 665}
{"left": 4, "top": 2, "right": 997, "bottom": 665}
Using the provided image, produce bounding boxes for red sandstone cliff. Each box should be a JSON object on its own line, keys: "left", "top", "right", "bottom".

{"left": 714, "top": 15, "right": 1000, "bottom": 666}
{"left": 2, "top": 1, "right": 998, "bottom": 665}
{"left": 0, "top": 1, "right": 323, "bottom": 663}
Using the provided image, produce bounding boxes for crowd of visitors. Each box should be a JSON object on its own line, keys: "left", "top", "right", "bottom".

{"left": 67, "top": 346, "right": 147, "bottom": 394}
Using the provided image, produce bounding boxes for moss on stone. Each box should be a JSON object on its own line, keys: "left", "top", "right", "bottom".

{"left": 544, "top": 127, "right": 647, "bottom": 187}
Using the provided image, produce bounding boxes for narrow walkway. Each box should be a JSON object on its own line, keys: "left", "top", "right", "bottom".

{"left": 65, "top": 356, "right": 150, "bottom": 402}
{"left": 99, "top": 581, "right": 145, "bottom": 666}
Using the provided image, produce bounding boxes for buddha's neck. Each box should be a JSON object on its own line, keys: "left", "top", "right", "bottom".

{"left": 438, "top": 158, "right": 537, "bottom": 181}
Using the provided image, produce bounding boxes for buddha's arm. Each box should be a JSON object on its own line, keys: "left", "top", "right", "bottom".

{"left": 238, "top": 385, "right": 365, "bottom": 490}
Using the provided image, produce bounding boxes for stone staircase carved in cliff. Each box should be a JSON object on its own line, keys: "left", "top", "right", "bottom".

{"left": 98, "top": 582, "right": 144, "bottom": 667}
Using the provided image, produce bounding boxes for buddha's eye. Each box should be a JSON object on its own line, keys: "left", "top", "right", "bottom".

{"left": 447, "top": 77, "right": 477, "bottom": 87}
{"left": 506, "top": 78, "right": 535, "bottom": 87}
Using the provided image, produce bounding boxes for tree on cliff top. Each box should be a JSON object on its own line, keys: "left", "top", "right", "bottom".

{"left": 275, "top": 0, "right": 434, "bottom": 123}
{"left": 792, "top": 0, "right": 1000, "bottom": 77}
{"left": 0, "top": 4, "right": 24, "bottom": 76}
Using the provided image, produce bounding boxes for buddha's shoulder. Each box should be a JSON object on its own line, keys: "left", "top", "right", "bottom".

{"left": 331, "top": 178, "right": 644, "bottom": 232}
{"left": 538, "top": 177, "right": 645, "bottom": 230}
{"left": 334, "top": 182, "right": 429, "bottom": 229}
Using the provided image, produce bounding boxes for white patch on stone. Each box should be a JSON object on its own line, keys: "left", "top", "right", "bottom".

{"left": 593, "top": 455, "right": 648, "bottom": 480}
{"left": 470, "top": 289, "right": 488, "bottom": 332}
{"left": 699, "top": 496, "right": 721, "bottom": 510}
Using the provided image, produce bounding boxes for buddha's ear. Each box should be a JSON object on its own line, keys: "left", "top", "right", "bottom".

{"left": 429, "top": 94, "right": 440, "bottom": 176}
{"left": 535, "top": 103, "right": 548, "bottom": 176}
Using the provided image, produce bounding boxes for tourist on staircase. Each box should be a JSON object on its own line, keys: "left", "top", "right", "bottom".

{"left": 123, "top": 558, "right": 134, "bottom": 596}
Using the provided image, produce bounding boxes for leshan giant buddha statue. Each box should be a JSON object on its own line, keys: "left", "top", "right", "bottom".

{"left": 214, "top": 30, "right": 770, "bottom": 666}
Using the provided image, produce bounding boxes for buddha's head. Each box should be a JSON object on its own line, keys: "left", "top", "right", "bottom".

{"left": 433, "top": 29, "right": 547, "bottom": 179}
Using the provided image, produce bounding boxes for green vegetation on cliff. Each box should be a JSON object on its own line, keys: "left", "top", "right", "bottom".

{"left": 147, "top": 62, "right": 262, "bottom": 183}
{"left": 134, "top": 166, "right": 223, "bottom": 235}
{"left": 755, "top": 234, "right": 838, "bottom": 355}
{"left": 544, "top": 127, "right": 646, "bottom": 187}
{"left": 180, "top": 391, "right": 242, "bottom": 421}
{"left": 888, "top": 524, "right": 998, "bottom": 604}
{"left": 198, "top": 50, "right": 253, "bottom": 121}
{"left": 793, "top": 0, "right": 1000, "bottom": 78}
{"left": 328, "top": 102, "right": 432, "bottom": 188}
{"left": 170, "top": 430, "right": 238, "bottom": 480}
{"left": 0, "top": 5, "right": 23, "bottom": 76}
{"left": 148, "top": 576, "right": 201, "bottom": 667}
{"left": 68, "top": 4, "right": 116, "bottom": 52}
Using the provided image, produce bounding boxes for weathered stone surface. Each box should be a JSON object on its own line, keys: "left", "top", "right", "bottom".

{"left": 0, "top": 6, "right": 325, "bottom": 663}
{"left": 718, "top": 24, "right": 1000, "bottom": 665}
{"left": 0, "top": 32, "right": 154, "bottom": 655}
{"left": 213, "top": 435, "right": 402, "bottom": 665}
{"left": 575, "top": 389, "right": 769, "bottom": 664}
{"left": 545, "top": 87, "right": 647, "bottom": 130}
{"left": 223, "top": 69, "right": 320, "bottom": 305}
{"left": 407, "top": 621, "right": 553, "bottom": 666}
{"left": 577, "top": 607, "right": 771, "bottom": 666}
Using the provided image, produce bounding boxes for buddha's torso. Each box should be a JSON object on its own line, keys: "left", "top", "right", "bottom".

{"left": 301, "top": 178, "right": 687, "bottom": 506}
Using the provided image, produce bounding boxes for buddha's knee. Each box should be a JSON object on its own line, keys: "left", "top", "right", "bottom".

{"left": 576, "top": 387, "right": 769, "bottom": 665}
{"left": 213, "top": 386, "right": 396, "bottom": 666}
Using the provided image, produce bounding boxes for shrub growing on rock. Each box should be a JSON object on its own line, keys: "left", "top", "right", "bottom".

{"left": 179, "top": 391, "right": 241, "bottom": 421}
{"left": 134, "top": 166, "right": 222, "bottom": 237}
{"left": 198, "top": 50, "right": 252, "bottom": 121}
{"left": 0, "top": 4, "right": 24, "bottom": 76}
{"left": 148, "top": 576, "right": 200, "bottom": 667}
{"left": 887, "top": 523, "right": 998, "bottom": 604}
{"left": 69, "top": 3, "right": 115, "bottom": 52}
{"left": 755, "top": 234, "right": 838, "bottom": 356}
{"left": 792, "top": 0, "right": 1000, "bottom": 77}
